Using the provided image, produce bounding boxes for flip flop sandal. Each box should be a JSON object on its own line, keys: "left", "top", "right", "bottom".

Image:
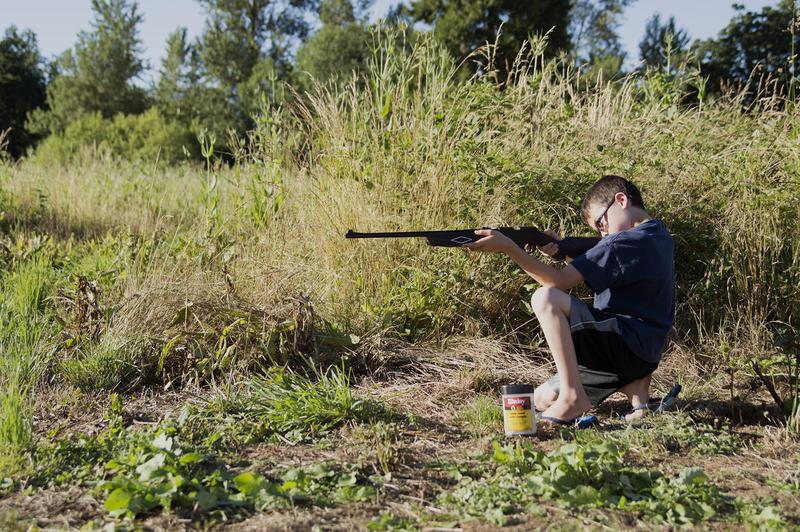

{"left": 537, "top": 412, "right": 599, "bottom": 429}
{"left": 625, "top": 383, "right": 682, "bottom": 420}
{"left": 652, "top": 383, "right": 682, "bottom": 414}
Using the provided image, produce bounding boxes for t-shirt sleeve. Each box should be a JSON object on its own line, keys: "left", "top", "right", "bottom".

{"left": 570, "top": 239, "right": 622, "bottom": 293}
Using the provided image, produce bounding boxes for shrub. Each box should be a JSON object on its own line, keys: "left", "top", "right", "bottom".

{"left": 34, "top": 109, "right": 199, "bottom": 165}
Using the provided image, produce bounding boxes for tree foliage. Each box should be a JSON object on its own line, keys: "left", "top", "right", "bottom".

{"left": 197, "top": 0, "right": 319, "bottom": 83}
{"left": 0, "top": 26, "right": 47, "bottom": 158}
{"left": 155, "top": 27, "right": 201, "bottom": 122}
{"left": 27, "top": 0, "right": 148, "bottom": 136}
{"left": 295, "top": 0, "right": 373, "bottom": 86}
{"left": 694, "top": 0, "right": 800, "bottom": 96}
{"left": 407, "top": 0, "right": 571, "bottom": 77}
{"left": 639, "top": 14, "right": 689, "bottom": 70}
{"left": 570, "top": 0, "right": 634, "bottom": 72}
{"left": 192, "top": 0, "right": 319, "bottom": 146}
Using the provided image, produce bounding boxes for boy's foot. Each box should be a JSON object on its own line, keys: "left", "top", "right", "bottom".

{"left": 619, "top": 374, "right": 651, "bottom": 410}
{"left": 624, "top": 404, "right": 651, "bottom": 422}
{"left": 624, "top": 384, "right": 682, "bottom": 422}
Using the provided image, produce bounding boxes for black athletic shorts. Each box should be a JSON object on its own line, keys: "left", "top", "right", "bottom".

{"left": 545, "top": 297, "right": 659, "bottom": 406}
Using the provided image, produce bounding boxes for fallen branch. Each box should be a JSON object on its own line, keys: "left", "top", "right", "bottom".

{"left": 751, "top": 361, "right": 785, "bottom": 412}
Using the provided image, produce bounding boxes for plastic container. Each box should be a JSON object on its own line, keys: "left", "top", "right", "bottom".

{"left": 501, "top": 384, "right": 536, "bottom": 436}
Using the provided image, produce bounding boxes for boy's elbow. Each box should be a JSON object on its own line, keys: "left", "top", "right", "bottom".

{"left": 551, "top": 278, "right": 577, "bottom": 291}
{"left": 539, "top": 277, "right": 562, "bottom": 289}
{"left": 552, "top": 265, "right": 583, "bottom": 291}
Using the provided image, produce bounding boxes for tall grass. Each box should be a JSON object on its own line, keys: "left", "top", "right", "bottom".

{"left": 0, "top": 30, "right": 796, "bottom": 405}
{"left": 0, "top": 370, "right": 33, "bottom": 477}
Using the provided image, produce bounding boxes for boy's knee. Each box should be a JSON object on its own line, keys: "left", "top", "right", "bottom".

{"left": 533, "top": 382, "right": 558, "bottom": 410}
{"left": 530, "top": 286, "right": 565, "bottom": 315}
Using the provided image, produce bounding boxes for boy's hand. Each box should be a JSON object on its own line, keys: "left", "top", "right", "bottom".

{"left": 536, "top": 228, "right": 561, "bottom": 258}
{"left": 463, "top": 229, "right": 515, "bottom": 253}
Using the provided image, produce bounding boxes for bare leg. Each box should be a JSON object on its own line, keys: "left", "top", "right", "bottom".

{"left": 530, "top": 287, "right": 592, "bottom": 420}
{"left": 618, "top": 374, "right": 651, "bottom": 421}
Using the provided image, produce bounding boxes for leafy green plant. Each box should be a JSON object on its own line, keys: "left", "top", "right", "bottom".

{"left": 348, "top": 421, "right": 402, "bottom": 474}
{"left": 577, "top": 413, "right": 742, "bottom": 457}
{"left": 367, "top": 511, "right": 419, "bottom": 531}
{"left": 439, "top": 440, "right": 733, "bottom": 527}
{"left": 734, "top": 499, "right": 788, "bottom": 530}
{"left": 100, "top": 422, "right": 379, "bottom": 518}
{"left": 31, "top": 399, "right": 380, "bottom": 520}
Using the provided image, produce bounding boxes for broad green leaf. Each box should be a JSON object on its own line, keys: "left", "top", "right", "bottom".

{"left": 676, "top": 467, "right": 708, "bottom": 486}
{"left": 336, "top": 472, "right": 358, "bottom": 487}
{"left": 234, "top": 472, "right": 265, "bottom": 495}
{"left": 195, "top": 489, "right": 218, "bottom": 511}
{"left": 563, "top": 485, "right": 600, "bottom": 506}
{"left": 136, "top": 453, "right": 165, "bottom": 481}
{"left": 152, "top": 433, "right": 173, "bottom": 451}
{"left": 179, "top": 452, "right": 202, "bottom": 465}
{"left": 105, "top": 488, "right": 132, "bottom": 517}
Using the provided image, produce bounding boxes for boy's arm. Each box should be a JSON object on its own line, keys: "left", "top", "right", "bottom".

{"left": 465, "top": 229, "right": 585, "bottom": 291}
{"left": 505, "top": 244, "right": 584, "bottom": 290}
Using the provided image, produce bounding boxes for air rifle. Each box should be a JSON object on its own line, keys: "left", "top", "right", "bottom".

{"left": 345, "top": 227, "right": 600, "bottom": 261}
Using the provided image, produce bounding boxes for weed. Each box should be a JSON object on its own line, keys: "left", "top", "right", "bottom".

{"left": 576, "top": 413, "right": 743, "bottom": 457}
{"left": 734, "top": 498, "right": 789, "bottom": 530}
{"left": 58, "top": 335, "right": 156, "bottom": 392}
{"left": 348, "top": 421, "right": 402, "bottom": 474}
{"left": 454, "top": 395, "right": 503, "bottom": 438}
{"left": 367, "top": 512, "right": 419, "bottom": 531}
{"left": 439, "top": 440, "right": 734, "bottom": 527}
{"left": 190, "top": 363, "right": 392, "bottom": 445}
{"left": 32, "top": 411, "right": 381, "bottom": 520}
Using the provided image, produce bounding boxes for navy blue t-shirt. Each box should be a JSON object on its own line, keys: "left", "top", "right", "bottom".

{"left": 570, "top": 219, "right": 675, "bottom": 363}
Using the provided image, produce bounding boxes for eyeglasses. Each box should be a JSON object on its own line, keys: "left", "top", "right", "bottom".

{"left": 594, "top": 197, "right": 618, "bottom": 233}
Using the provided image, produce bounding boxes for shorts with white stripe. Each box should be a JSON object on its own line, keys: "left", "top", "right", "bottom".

{"left": 545, "top": 297, "right": 658, "bottom": 406}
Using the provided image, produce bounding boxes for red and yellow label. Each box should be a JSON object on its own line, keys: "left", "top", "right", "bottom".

{"left": 503, "top": 396, "right": 534, "bottom": 433}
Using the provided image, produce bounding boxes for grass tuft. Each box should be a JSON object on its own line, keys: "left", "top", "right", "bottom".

{"left": 193, "top": 362, "right": 392, "bottom": 444}
{"left": 0, "top": 373, "right": 34, "bottom": 477}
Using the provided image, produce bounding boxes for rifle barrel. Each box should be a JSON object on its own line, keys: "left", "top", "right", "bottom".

{"left": 346, "top": 229, "right": 473, "bottom": 238}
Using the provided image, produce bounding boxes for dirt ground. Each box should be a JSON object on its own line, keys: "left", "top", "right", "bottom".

{"left": 1, "top": 343, "right": 799, "bottom": 531}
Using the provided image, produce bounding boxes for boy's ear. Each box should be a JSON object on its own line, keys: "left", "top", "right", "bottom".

{"left": 616, "top": 191, "right": 628, "bottom": 208}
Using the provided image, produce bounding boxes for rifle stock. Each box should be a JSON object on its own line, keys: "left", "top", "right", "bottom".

{"left": 345, "top": 227, "right": 600, "bottom": 261}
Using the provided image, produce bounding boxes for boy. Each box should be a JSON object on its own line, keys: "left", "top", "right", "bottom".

{"left": 464, "top": 175, "right": 675, "bottom": 425}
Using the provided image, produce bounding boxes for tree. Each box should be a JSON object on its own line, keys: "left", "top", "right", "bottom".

{"left": 193, "top": 0, "right": 320, "bottom": 141}
{"left": 27, "top": 0, "right": 147, "bottom": 135}
{"left": 197, "top": 0, "right": 319, "bottom": 86}
{"left": 407, "top": 0, "right": 571, "bottom": 77}
{"left": 154, "top": 27, "right": 200, "bottom": 122}
{"left": 0, "top": 26, "right": 47, "bottom": 158}
{"left": 639, "top": 14, "right": 689, "bottom": 70}
{"left": 694, "top": 0, "right": 800, "bottom": 97}
{"left": 570, "top": 0, "right": 635, "bottom": 76}
{"left": 295, "top": 0, "right": 373, "bottom": 86}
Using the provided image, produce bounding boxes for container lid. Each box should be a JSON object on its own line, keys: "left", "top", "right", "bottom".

{"left": 501, "top": 384, "right": 533, "bottom": 395}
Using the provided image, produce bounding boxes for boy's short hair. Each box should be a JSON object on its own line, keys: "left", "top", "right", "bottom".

{"left": 581, "top": 175, "right": 645, "bottom": 225}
